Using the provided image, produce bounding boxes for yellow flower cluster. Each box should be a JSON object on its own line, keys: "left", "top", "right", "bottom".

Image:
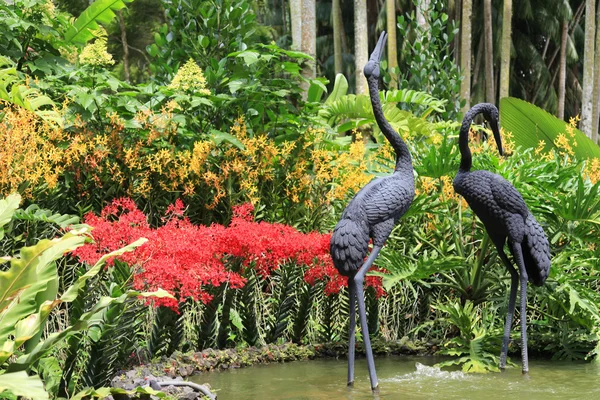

{"left": 0, "top": 102, "right": 391, "bottom": 214}
{"left": 416, "top": 174, "right": 466, "bottom": 209}
{"left": 0, "top": 107, "right": 63, "bottom": 196}
{"left": 169, "top": 59, "right": 211, "bottom": 95}
{"left": 467, "top": 126, "right": 513, "bottom": 157}
{"left": 79, "top": 38, "right": 115, "bottom": 66}
{"left": 585, "top": 158, "right": 600, "bottom": 184}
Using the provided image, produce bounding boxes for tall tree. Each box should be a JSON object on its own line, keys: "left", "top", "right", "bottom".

{"left": 354, "top": 0, "right": 369, "bottom": 95}
{"left": 118, "top": 10, "right": 130, "bottom": 83}
{"left": 386, "top": 0, "right": 398, "bottom": 88}
{"left": 593, "top": 5, "right": 600, "bottom": 142}
{"left": 483, "top": 0, "right": 494, "bottom": 104}
{"left": 460, "top": 0, "right": 472, "bottom": 112}
{"left": 300, "top": 0, "right": 316, "bottom": 97}
{"left": 557, "top": 20, "right": 568, "bottom": 120}
{"left": 581, "top": 0, "right": 595, "bottom": 137}
{"left": 290, "top": 1, "right": 302, "bottom": 51}
{"left": 499, "top": 0, "right": 512, "bottom": 102}
{"left": 333, "top": 0, "right": 343, "bottom": 75}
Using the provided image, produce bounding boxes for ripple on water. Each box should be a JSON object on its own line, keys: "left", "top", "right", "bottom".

{"left": 383, "top": 362, "right": 470, "bottom": 383}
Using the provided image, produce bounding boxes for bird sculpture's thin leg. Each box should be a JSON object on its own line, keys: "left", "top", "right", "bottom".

{"left": 494, "top": 245, "right": 519, "bottom": 370}
{"left": 511, "top": 242, "right": 530, "bottom": 374}
{"left": 347, "top": 276, "right": 357, "bottom": 386}
{"left": 354, "top": 245, "right": 382, "bottom": 392}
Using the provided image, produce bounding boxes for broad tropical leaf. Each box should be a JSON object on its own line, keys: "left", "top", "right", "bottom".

{"left": 500, "top": 97, "right": 600, "bottom": 159}
{"left": 0, "top": 232, "right": 87, "bottom": 356}
{"left": 7, "top": 289, "right": 172, "bottom": 372}
{"left": 0, "top": 371, "right": 48, "bottom": 400}
{"left": 64, "top": 0, "right": 134, "bottom": 44}
{"left": 325, "top": 73, "right": 348, "bottom": 104}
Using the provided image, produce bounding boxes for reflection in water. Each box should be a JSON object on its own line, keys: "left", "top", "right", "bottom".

{"left": 191, "top": 355, "right": 600, "bottom": 400}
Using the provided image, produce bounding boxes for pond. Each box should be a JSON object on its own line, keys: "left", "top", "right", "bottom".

{"left": 191, "top": 355, "right": 600, "bottom": 399}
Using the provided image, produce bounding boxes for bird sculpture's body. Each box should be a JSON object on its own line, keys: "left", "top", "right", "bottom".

{"left": 452, "top": 103, "right": 551, "bottom": 373}
{"left": 330, "top": 32, "right": 415, "bottom": 391}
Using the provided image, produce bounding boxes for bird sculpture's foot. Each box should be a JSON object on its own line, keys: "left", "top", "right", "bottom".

{"left": 371, "top": 385, "right": 380, "bottom": 394}
{"left": 347, "top": 381, "right": 354, "bottom": 387}
{"left": 522, "top": 369, "right": 530, "bottom": 377}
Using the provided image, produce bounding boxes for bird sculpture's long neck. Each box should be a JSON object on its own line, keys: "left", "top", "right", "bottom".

{"left": 367, "top": 76, "right": 412, "bottom": 174}
{"left": 458, "top": 103, "right": 494, "bottom": 172}
{"left": 458, "top": 114, "right": 473, "bottom": 173}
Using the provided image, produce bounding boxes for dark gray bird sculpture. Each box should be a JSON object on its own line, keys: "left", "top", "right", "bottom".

{"left": 452, "top": 103, "right": 551, "bottom": 373}
{"left": 330, "top": 31, "right": 415, "bottom": 391}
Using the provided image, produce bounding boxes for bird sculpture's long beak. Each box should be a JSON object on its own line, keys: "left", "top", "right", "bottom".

{"left": 364, "top": 32, "right": 387, "bottom": 78}
{"left": 370, "top": 31, "right": 388, "bottom": 63}
{"left": 490, "top": 118, "right": 504, "bottom": 156}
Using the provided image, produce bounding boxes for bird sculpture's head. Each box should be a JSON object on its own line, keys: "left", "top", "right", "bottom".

{"left": 364, "top": 31, "right": 387, "bottom": 80}
{"left": 481, "top": 104, "right": 504, "bottom": 157}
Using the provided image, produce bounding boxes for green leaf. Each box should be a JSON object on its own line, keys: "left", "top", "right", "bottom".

{"left": 500, "top": 97, "right": 600, "bottom": 159}
{"left": 0, "top": 371, "right": 48, "bottom": 400}
{"left": 0, "top": 194, "right": 20, "bottom": 239}
{"left": 0, "top": 232, "right": 87, "bottom": 358}
{"left": 64, "top": 0, "right": 134, "bottom": 44}
{"left": 8, "top": 289, "right": 173, "bottom": 372}
{"left": 307, "top": 79, "right": 327, "bottom": 103}
{"left": 209, "top": 129, "right": 245, "bottom": 150}
{"left": 235, "top": 50, "right": 260, "bottom": 66}
{"left": 61, "top": 237, "right": 148, "bottom": 302}
{"left": 325, "top": 73, "right": 348, "bottom": 104}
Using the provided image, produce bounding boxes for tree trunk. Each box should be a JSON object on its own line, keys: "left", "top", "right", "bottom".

{"left": 499, "top": 0, "right": 512, "bottom": 102}
{"left": 593, "top": 6, "right": 600, "bottom": 142}
{"left": 386, "top": 0, "right": 398, "bottom": 88}
{"left": 483, "top": 0, "right": 494, "bottom": 104}
{"left": 118, "top": 10, "right": 130, "bottom": 83}
{"left": 557, "top": 21, "right": 568, "bottom": 120}
{"left": 300, "top": 0, "right": 316, "bottom": 97}
{"left": 460, "top": 0, "right": 472, "bottom": 112}
{"left": 581, "top": 0, "right": 595, "bottom": 137}
{"left": 454, "top": 0, "right": 461, "bottom": 63}
{"left": 291, "top": 1, "right": 302, "bottom": 51}
{"left": 333, "top": 0, "right": 343, "bottom": 74}
{"left": 354, "top": 0, "right": 369, "bottom": 95}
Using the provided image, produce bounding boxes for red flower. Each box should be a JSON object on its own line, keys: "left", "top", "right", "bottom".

{"left": 72, "top": 199, "right": 386, "bottom": 309}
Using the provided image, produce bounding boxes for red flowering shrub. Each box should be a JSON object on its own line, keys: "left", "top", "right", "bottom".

{"left": 73, "top": 199, "right": 385, "bottom": 309}
{"left": 73, "top": 198, "right": 245, "bottom": 309}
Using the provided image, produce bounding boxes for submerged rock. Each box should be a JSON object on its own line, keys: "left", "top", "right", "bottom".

{"left": 111, "top": 373, "right": 216, "bottom": 400}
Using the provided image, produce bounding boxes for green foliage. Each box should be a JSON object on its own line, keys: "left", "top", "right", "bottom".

{"left": 0, "top": 371, "right": 48, "bottom": 400}
{"left": 393, "top": 0, "right": 463, "bottom": 118}
{"left": 500, "top": 97, "right": 600, "bottom": 159}
{"left": 0, "top": 57, "right": 62, "bottom": 125}
{"left": 64, "top": 0, "right": 134, "bottom": 44}
{"left": 267, "top": 264, "right": 300, "bottom": 343}
{"left": 435, "top": 301, "right": 499, "bottom": 373}
{"left": 147, "top": 0, "right": 266, "bottom": 81}
{"left": 319, "top": 87, "right": 444, "bottom": 140}
{"left": 0, "top": 194, "right": 173, "bottom": 399}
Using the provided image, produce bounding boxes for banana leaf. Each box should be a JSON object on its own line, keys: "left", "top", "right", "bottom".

{"left": 500, "top": 97, "right": 600, "bottom": 159}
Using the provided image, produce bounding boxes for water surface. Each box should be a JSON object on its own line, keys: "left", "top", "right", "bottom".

{"left": 192, "top": 355, "right": 600, "bottom": 399}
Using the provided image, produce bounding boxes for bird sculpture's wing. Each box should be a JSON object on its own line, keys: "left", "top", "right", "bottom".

{"left": 363, "top": 179, "right": 413, "bottom": 224}
{"left": 489, "top": 174, "right": 529, "bottom": 218}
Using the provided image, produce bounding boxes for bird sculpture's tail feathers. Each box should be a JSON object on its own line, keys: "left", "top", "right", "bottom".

{"left": 521, "top": 213, "right": 551, "bottom": 286}
{"left": 330, "top": 218, "right": 370, "bottom": 277}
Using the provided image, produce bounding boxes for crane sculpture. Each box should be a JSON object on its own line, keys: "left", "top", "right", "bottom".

{"left": 452, "top": 103, "right": 551, "bottom": 373}
{"left": 330, "top": 31, "right": 415, "bottom": 391}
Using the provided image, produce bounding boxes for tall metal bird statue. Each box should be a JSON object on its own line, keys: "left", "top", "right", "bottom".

{"left": 330, "top": 31, "right": 415, "bottom": 391}
{"left": 452, "top": 103, "right": 551, "bottom": 373}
